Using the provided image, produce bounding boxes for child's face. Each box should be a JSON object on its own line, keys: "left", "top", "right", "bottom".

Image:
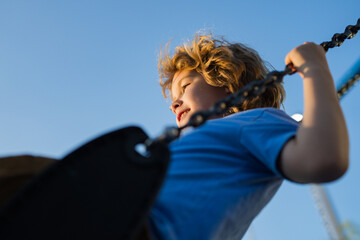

{"left": 170, "top": 70, "right": 229, "bottom": 127}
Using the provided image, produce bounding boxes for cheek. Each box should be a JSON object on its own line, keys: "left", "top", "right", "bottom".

{"left": 193, "top": 90, "right": 220, "bottom": 109}
{"left": 182, "top": 89, "right": 201, "bottom": 108}
{"left": 206, "top": 88, "right": 228, "bottom": 104}
{"left": 185, "top": 83, "right": 228, "bottom": 110}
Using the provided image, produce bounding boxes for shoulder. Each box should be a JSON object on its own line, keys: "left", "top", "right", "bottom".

{"left": 224, "top": 107, "right": 298, "bottom": 126}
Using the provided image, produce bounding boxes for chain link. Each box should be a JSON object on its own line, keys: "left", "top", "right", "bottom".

{"left": 146, "top": 18, "right": 360, "bottom": 149}
{"left": 337, "top": 73, "right": 360, "bottom": 99}
{"left": 320, "top": 18, "right": 360, "bottom": 52}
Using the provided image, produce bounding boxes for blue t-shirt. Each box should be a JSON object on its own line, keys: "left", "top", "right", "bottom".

{"left": 149, "top": 108, "right": 299, "bottom": 240}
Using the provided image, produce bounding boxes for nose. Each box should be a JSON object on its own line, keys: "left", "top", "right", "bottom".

{"left": 170, "top": 99, "right": 182, "bottom": 114}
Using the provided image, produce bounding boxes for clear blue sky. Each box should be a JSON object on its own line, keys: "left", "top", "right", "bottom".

{"left": 1, "top": 1, "right": 359, "bottom": 239}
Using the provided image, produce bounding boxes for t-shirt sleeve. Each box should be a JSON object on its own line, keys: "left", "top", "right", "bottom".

{"left": 239, "top": 109, "right": 299, "bottom": 177}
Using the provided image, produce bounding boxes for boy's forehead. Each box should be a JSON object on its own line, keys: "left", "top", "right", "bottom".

{"left": 170, "top": 71, "right": 183, "bottom": 97}
{"left": 173, "top": 70, "right": 197, "bottom": 85}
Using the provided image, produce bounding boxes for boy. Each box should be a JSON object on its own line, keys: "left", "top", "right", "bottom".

{"left": 148, "top": 35, "right": 349, "bottom": 239}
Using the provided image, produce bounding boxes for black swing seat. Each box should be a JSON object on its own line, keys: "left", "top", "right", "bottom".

{"left": 0, "top": 126, "right": 170, "bottom": 240}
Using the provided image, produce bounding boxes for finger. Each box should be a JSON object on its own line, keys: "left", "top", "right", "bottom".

{"left": 285, "top": 62, "right": 297, "bottom": 75}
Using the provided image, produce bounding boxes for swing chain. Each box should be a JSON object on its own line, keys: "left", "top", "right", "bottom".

{"left": 337, "top": 73, "right": 360, "bottom": 99}
{"left": 146, "top": 18, "right": 360, "bottom": 149}
{"left": 320, "top": 18, "right": 360, "bottom": 52}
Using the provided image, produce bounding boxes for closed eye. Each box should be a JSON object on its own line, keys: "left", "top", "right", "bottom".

{"left": 181, "top": 83, "right": 190, "bottom": 92}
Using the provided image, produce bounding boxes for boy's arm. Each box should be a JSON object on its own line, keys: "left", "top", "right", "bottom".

{"left": 278, "top": 42, "right": 349, "bottom": 183}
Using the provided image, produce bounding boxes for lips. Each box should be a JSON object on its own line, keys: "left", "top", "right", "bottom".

{"left": 177, "top": 109, "right": 190, "bottom": 123}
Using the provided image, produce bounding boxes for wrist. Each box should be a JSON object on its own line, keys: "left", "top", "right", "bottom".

{"left": 300, "top": 64, "right": 331, "bottom": 79}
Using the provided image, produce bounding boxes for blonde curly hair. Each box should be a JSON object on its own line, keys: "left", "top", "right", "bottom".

{"left": 158, "top": 34, "right": 285, "bottom": 113}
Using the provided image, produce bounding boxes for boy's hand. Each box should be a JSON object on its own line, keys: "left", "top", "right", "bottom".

{"left": 285, "top": 42, "right": 329, "bottom": 79}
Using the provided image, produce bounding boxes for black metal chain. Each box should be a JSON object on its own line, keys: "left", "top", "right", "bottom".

{"left": 321, "top": 18, "right": 360, "bottom": 52}
{"left": 337, "top": 72, "right": 360, "bottom": 100}
{"left": 145, "top": 18, "right": 360, "bottom": 149}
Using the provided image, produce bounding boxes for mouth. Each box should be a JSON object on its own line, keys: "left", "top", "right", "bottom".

{"left": 177, "top": 109, "right": 190, "bottom": 123}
